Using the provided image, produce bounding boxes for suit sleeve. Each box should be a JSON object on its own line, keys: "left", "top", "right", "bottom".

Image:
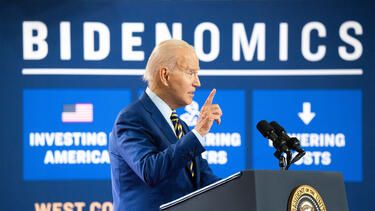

{"left": 179, "top": 119, "right": 220, "bottom": 187}
{"left": 197, "top": 155, "right": 221, "bottom": 187}
{"left": 113, "top": 112, "right": 205, "bottom": 187}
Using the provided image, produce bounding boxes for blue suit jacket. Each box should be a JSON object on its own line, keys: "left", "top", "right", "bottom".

{"left": 109, "top": 92, "right": 220, "bottom": 211}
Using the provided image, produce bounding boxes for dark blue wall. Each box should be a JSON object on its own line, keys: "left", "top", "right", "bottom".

{"left": 0, "top": 0, "right": 374, "bottom": 210}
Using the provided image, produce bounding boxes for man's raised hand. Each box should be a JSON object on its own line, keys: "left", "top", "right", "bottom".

{"left": 194, "top": 89, "right": 223, "bottom": 137}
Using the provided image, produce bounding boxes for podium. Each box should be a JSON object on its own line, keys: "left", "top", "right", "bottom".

{"left": 160, "top": 170, "right": 348, "bottom": 211}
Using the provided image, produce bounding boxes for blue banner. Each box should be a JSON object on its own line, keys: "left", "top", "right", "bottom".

{"left": 23, "top": 89, "right": 131, "bottom": 180}
{"left": 252, "top": 90, "right": 362, "bottom": 181}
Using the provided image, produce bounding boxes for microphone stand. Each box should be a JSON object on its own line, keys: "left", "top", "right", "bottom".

{"left": 274, "top": 150, "right": 287, "bottom": 170}
{"left": 286, "top": 138, "right": 306, "bottom": 170}
{"left": 279, "top": 156, "right": 286, "bottom": 170}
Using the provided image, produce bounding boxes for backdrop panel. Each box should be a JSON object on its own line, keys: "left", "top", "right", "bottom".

{"left": 0, "top": 0, "right": 374, "bottom": 210}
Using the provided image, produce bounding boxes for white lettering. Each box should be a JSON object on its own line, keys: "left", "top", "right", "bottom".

{"left": 55, "top": 132, "right": 63, "bottom": 146}
{"left": 301, "top": 21, "right": 326, "bottom": 61}
{"left": 309, "top": 133, "right": 319, "bottom": 147}
{"left": 231, "top": 133, "right": 241, "bottom": 147}
{"left": 30, "top": 133, "right": 35, "bottom": 146}
{"left": 23, "top": 21, "right": 48, "bottom": 60}
{"left": 97, "top": 132, "right": 107, "bottom": 146}
{"left": 73, "top": 132, "right": 81, "bottom": 146}
{"left": 35, "top": 133, "right": 45, "bottom": 146}
{"left": 44, "top": 150, "right": 54, "bottom": 164}
{"left": 155, "top": 22, "right": 182, "bottom": 45}
{"left": 321, "top": 151, "right": 331, "bottom": 165}
{"left": 288, "top": 133, "right": 346, "bottom": 147}
{"left": 233, "top": 23, "right": 265, "bottom": 61}
{"left": 338, "top": 21, "right": 363, "bottom": 61}
{"left": 54, "top": 150, "right": 68, "bottom": 164}
{"left": 63, "top": 132, "right": 73, "bottom": 146}
{"left": 83, "top": 22, "right": 110, "bottom": 60}
{"left": 194, "top": 22, "right": 220, "bottom": 62}
{"left": 60, "top": 21, "right": 71, "bottom": 60}
{"left": 68, "top": 150, "right": 76, "bottom": 164}
{"left": 294, "top": 151, "right": 331, "bottom": 166}
{"left": 122, "top": 22, "right": 144, "bottom": 61}
{"left": 202, "top": 150, "right": 228, "bottom": 165}
{"left": 336, "top": 133, "right": 346, "bottom": 147}
{"left": 43, "top": 150, "right": 110, "bottom": 164}
{"left": 325, "top": 133, "right": 335, "bottom": 147}
{"left": 203, "top": 132, "right": 241, "bottom": 147}
{"left": 215, "top": 133, "right": 231, "bottom": 146}
{"left": 45, "top": 133, "right": 54, "bottom": 146}
{"left": 29, "top": 132, "right": 108, "bottom": 146}
{"left": 76, "top": 150, "right": 86, "bottom": 164}
{"left": 279, "top": 22, "right": 288, "bottom": 61}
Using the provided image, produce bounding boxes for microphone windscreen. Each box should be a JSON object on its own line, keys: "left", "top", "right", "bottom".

{"left": 270, "top": 121, "right": 285, "bottom": 136}
{"left": 256, "top": 120, "right": 273, "bottom": 138}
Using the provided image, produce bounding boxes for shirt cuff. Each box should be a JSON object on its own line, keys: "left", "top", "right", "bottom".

{"left": 192, "top": 129, "right": 205, "bottom": 146}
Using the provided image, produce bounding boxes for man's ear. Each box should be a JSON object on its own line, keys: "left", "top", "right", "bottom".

{"left": 159, "top": 67, "right": 169, "bottom": 86}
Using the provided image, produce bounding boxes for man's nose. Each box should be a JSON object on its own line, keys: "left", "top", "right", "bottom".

{"left": 193, "top": 75, "right": 201, "bottom": 87}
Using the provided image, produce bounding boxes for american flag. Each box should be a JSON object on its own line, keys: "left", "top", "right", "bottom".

{"left": 62, "top": 103, "right": 93, "bottom": 123}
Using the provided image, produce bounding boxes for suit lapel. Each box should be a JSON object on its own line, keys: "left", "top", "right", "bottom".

{"left": 141, "top": 92, "right": 199, "bottom": 188}
{"left": 139, "top": 92, "right": 178, "bottom": 145}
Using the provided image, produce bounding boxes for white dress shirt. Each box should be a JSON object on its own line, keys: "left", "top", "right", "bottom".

{"left": 145, "top": 87, "right": 205, "bottom": 145}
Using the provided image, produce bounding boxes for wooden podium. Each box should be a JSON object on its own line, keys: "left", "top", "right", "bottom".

{"left": 160, "top": 170, "right": 348, "bottom": 211}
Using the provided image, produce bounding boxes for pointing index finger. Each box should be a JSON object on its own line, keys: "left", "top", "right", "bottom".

{"left": 204, "top": 88, "right": 216, "bottom": 106}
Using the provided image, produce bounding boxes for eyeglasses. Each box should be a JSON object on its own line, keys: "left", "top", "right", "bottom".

{"left": 183, "top": 70, "right": 199, "bottom": 79}
{"left": 167, "top": 67, "right": 199, "bottom": 80}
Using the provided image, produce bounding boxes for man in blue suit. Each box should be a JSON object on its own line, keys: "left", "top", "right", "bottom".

{"left": 109, "top": 39, "right": 222, "bottom": 211}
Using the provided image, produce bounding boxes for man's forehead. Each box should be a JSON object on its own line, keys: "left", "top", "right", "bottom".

{"left": 179, "top": 60, "right": 199, "bottom": 70}
{"left": 176, "top": 52, "right": 199, "bottom": 68}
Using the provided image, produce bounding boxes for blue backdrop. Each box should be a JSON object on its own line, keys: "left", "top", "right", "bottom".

{"left": 0, "top": 0, "right": 374, "bottom": 210}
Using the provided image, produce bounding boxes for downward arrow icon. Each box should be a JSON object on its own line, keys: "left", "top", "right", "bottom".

{"left": 298, "top": 102, "right": 315, "bottom": 125}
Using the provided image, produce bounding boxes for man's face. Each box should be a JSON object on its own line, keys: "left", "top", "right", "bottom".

{"left": 167, "top": 48, "right": 201, "bottom": 109}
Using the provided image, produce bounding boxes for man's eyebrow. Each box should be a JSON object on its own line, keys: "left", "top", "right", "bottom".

{"left": 187, "top": 68, "right": 198, "bottom": 72}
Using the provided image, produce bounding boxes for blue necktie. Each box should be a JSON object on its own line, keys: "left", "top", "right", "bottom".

{"left": 170, "top": 111, "right": 195, "bottom": 177}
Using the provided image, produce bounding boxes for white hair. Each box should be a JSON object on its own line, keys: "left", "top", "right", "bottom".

{"left": 143, "top": 39, "right": 195, "bottom": 83}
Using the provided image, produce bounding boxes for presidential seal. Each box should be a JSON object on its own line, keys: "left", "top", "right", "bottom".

{"left": 288, "top": 185, "right": 326, "bottom": 211}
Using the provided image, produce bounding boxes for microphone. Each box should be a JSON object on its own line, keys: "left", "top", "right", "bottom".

{"left": 270, "top": 121, "right": 305, "bottom": 165}
{"left": 256, "top": 120, "right": 289, "bottom": 154}
{"left": 256, "top": 120, "right": 278, "bottom": 141}
{"left": 270, "top": 121, "right": 304, "bottom": 153}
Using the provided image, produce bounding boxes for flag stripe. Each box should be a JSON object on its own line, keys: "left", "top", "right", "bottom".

{"left": 62, "top": 103, "right": 93, "bottom": 122}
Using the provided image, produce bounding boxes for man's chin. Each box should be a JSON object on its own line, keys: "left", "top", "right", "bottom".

{"left": 187, "top": 97, "right": 194, "bottom": 105}
{"left": 175, "top": 100, "right": 192, "bottom": 109}
{"left": 180, "top": 100, "right": 192, "bottom": 107}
